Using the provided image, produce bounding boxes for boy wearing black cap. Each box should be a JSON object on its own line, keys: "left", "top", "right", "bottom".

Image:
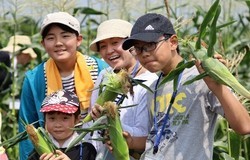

{"left": 28, "top": 89, "right": 96, "bottom": 160}
{"left": 122, "top": 13, "right": 250, "bottom": 160}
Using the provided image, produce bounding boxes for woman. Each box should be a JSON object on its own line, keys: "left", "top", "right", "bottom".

{"left": 89, "top": 19, "right": 158, "bottom": 160}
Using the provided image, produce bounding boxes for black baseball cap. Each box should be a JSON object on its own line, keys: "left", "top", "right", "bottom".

{"left": 122, "top": 13, "right": 176, "bottom": 50}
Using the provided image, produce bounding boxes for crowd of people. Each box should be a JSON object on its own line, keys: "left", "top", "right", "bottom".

{"left": 0, "top": 9, "right": 249, "bottom": 160}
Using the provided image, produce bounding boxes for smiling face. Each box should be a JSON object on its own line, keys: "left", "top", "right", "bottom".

{"left": 41, "top": 24, "right": 82, "bottom": 63}
{"left": 45, "top": 112, "right": 79, "bottom": 146}
{"left": 98, "top": 37, "right": 136, "bottom": 70}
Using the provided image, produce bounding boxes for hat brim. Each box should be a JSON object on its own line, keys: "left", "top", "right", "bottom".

{"left": 40, "top": 104, "right": 78, "bottom": 114}
{"left": 41, "top": 21, "right": 80, "bottom": 35}
{"left": 1, "top": 46, "right": 37, "bottom": 59}
{"left": 122, "top": 32, "right": 162, "bottom": 50}
{"left": 90, "top": 34, "right": 128, "bottom": 52}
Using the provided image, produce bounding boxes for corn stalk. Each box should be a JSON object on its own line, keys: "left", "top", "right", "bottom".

{"left": 67, "top": 69, "right": 132, "bottom": 160}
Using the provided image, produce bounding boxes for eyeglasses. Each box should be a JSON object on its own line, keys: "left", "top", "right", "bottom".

{"left": 129, "top": 36, "right": 170, "bottom": 55}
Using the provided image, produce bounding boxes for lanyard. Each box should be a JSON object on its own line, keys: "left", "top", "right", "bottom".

{"left": 130, "top": 60, "right": 140, "bottom": 78}
{"left": 79, "top": 142, "right": 83, "bottom": 160}
{"left": 153, "top": 72, "right": 183, "bottom": 154}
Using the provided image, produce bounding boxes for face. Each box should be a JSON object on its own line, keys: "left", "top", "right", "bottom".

{"left": 45, "top": 112, "right": 79, "bottom": 145}
{"left": 16, "top": 53, "right": 32, "bottom": 65}
{"left": 41, "top": 25, "right": 82, "bottom": 63}
{"left": 99, "top": 37, "right": 136, "bottom": 70}
{"left": 132, "top": 35, "right": 179, "bottom": 74}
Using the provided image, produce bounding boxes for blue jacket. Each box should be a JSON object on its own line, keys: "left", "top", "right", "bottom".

{"left": 18, "top": 56, "right": 108, "bottom": 160}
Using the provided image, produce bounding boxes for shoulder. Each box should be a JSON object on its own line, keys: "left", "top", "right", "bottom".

{"left": 84, "top": 55, "right": 108, "bottom": 71}
{"left": 25, "top": 62, "right": 45, "bottom": 76}
{"left": 137, "top": 71, "right": 158, "bottom": 84}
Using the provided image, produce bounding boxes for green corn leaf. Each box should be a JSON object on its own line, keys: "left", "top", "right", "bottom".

{"left": 0, "top": 131, "right": 28, "bottom": 149}
{"left": 157, "top": 60, "right": 195, "bottom": 89}
{"left": 183, "top": 72, "right": 208, "bottom": 85}
{"left": 131, "top": 78, "right": 154, "bottom": 93}
{"left": 207, "top": 4, "right": 221, "bottom": 57}
{"left": 196, "top": 0, "right": 220, "bottom": 49}
{"left": 66, "top": 116, "right": 107, "bottom": 152}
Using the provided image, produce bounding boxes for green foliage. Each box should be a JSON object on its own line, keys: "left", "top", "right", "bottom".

{"left": 0, "top": 1, "right": 249, "bottom": 160}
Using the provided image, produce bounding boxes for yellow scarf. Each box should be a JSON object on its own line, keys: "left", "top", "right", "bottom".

{"left": 45, "top": 52, "right": 94, "bottom": 110}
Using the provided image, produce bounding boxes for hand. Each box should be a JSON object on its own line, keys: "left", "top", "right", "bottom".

{"left": 104, "top": 131, "right": 133, "bottom": 152}
{"left": 90, "top": 104, "right": 104, "bottom": 120}
{"left": 39, "top": 150, "right": 70, "bottom": 160}
{"left": 213, "top": 53, "right": 227, "bottom": 66}
{"left": 123, "top": 131, "right": 133, "bottom": 149}
{"left": 195, "top": 56, "right": 225, "bottom": 91}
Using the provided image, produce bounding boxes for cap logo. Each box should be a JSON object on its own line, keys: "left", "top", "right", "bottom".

{"left": 144, "top": 25, "right": 154, "bottom": 30}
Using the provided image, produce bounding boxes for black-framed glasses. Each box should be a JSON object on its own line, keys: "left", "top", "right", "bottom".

{"left": 129, "top": 36, "right": 171, "bottom": 55}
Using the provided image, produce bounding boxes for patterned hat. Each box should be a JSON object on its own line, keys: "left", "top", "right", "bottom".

{"left": 40, "top": 89, "right": 79, "bottom": 114}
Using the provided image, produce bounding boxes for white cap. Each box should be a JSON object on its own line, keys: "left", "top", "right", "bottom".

{"left": 41, "top": 12, "right": 80, "bottom": 35}
{"left": 0, "top": 35, "right": 37, "bottom": 59}
{"left": 89, "top": 19, "right": 132, "bottom": 52}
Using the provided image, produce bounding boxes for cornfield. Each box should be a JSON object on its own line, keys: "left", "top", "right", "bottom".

{"left": 0, "top": 0, "right": 249, "bottom": 159}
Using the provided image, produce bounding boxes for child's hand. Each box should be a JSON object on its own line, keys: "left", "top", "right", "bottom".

{"left": 195, "top": 53, "right": 227, "bottom": 91}
{"left": 90, "top": 104, "right": 104, "bottom": 120}
{"left": 39, "top": 150, "right": 70, "bottom": 160}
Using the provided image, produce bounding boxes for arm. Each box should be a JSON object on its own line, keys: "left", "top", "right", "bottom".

{"left": 123, "top": 132, "right": 147, "bottom": 150}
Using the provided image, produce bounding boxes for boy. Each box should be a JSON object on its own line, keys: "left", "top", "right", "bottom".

{"left": 28, "top": 89, "right": 97, "bottom": 160}
{"left": 122, "top": 13, "right": 250, "bottom": 160}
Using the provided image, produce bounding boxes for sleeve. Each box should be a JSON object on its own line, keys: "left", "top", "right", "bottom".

{"left": 121, "top": 86, "right": 152, "bottom": 137}
{"left": 18, "top": 74, "right": 37, "bottom": 160}
{"left": 18, "top": 66, "right": 46, "bottom": 160}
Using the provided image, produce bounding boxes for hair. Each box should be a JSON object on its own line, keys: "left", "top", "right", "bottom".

{"left": 163, "top": 34, "right": 180, "bottom": 54}
{"left": 42, "top": 23, "right": 79, "bottom": 39}
{"left": 43, "top": 108, "right": 81, "bottom": 124}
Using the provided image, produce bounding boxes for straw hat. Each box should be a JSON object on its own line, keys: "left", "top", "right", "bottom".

{"left": 89, "top": 19, "right": 133, "bottom": 52}
{"left": 1, "top": 35, "right": 37, "bottom": 59}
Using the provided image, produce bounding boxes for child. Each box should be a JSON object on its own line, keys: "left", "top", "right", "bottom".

{"left": 18, "top": 11, "right": 108, "bottom": 159}
{"left": 28, "top": 89, "right": 97, "bottom": 160}
{"left": 122, "top": 13, "right": 250, "bottom": 160}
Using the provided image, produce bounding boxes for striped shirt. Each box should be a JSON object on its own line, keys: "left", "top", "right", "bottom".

{"left": 43, "top": 55, "right": 100, "bottom": 118}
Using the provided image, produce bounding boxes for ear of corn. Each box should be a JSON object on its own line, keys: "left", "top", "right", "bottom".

{"left": 26, "top": 124, "right": 57, "bottom": 156}
{"left": 161, "top": 0, "right": 250, "bottom": 100}
{"left": 103, "top": 101, "right": 130, "bottom": 160}
{"left": 183, "top": 40, "right": 250, "bottom": 100}
{"left": 68, "top": 69, "right": 131, "bottom": 159}
{"left": 80, "top": 69, "right": 132, "bottom": 124}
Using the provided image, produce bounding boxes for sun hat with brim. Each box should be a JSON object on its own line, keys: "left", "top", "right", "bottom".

{"left": 122, "top": 13, "right": 176, "bottom": 50}
{"left": 40, "top": 89, "right": 80, "bottom": 114}
{"left": 40, "top": 12, "right": 80, "bottom": 35}
{"left": 1, "top": 35, "right": 37, "bottom": 59}
{"left": 89, "top": 19, "right": 133, "bottom": 52}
